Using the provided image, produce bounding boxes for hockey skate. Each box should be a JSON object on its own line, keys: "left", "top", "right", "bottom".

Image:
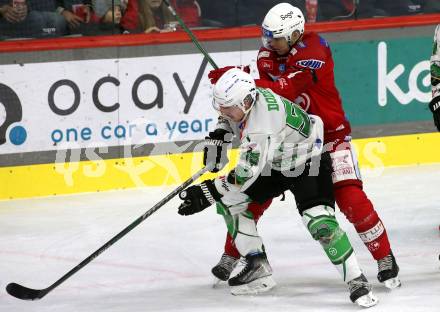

{"left": 377, "top": 251, "right": 401, "bottom": 289}
{"left": 228, "top": 252, "right": 276, "bottom": 295}
{"left": 348, "top": 274, "right": 378, "bottom": 308}
{"left": 211, "top": 253, "right": 239, "bottom": 282}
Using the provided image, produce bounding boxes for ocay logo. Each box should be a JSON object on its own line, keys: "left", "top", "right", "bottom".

{"left": 0, "top": 83, "right": 27, "bottom": 146}
{"left": 378, "top": 41, "right": 430, "bottom": 106}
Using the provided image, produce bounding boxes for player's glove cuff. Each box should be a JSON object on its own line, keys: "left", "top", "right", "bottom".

{"left": 203, "top": 129, "right": 232, "bottom": 173}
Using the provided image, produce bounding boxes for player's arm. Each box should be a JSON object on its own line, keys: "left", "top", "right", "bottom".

{"left": 429, "top": 25, "right": 440, "bottom": 131}
{"left": 178, "top": 134, "right": 271, "bottom": 215}
{"left": 254, "top": 68, "right": 314, "bottom": 101}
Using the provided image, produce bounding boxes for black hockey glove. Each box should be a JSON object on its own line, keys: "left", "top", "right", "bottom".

{"left": 429, "top": 95, "right": 440, "bottom": 131}
{"left": 203, "top": 129, "right": 232, "bottom": 173}
{"left": 178, "top": 180, "right": 222, "bottom": 216}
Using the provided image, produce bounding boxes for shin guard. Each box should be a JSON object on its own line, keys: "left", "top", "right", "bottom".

{"left": 302, "top": 205, "right": 362, "bottom": 282}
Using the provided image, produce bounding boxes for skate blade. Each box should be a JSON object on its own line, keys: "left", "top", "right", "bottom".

{"left": 355, "top": 292, "right": 379, "bottom": 308}
{"left": 230, "top": 276, "right": 276, "bottom": 295}
{"left": 382, "top": 277, "right": 401, "bottom": 289}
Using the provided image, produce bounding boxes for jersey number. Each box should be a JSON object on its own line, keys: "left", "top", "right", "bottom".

{"left": 282, "top": 98, "right": 311, "bottom": 137}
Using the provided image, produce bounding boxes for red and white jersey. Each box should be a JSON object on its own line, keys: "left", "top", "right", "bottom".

{"left": 255, "top": 32, "right": 351, "bottom": 143}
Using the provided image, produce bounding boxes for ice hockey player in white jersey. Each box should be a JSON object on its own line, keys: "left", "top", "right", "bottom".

{"left": 430, "top": 24, "right": 440, "bottom": 131}
{"left": 177, "top": 68, "right": 378, "bottom": 307}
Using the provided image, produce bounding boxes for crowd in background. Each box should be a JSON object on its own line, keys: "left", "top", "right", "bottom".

{"left": 0, "top": 0, "right": 439, "bottom": 40}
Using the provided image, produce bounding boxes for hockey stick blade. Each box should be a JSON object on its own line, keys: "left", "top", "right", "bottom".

{"left": 6, "top": 283, "right": 48, "bottom": 301}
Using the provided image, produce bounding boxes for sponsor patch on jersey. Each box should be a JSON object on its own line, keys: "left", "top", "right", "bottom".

{"left": 290, "top": 48, "right": 298, "bottom": 56}
{"left": 261, "top": 60, "right": 273, "bottom": 70}
{"left": 319, "top": 36, "right": 329, "bottom": 47}
{"left": 258, "top": 50, "right": 271, "bottom": 59}
{"left": 296, "top": 59, "right": 325, "bottom": 69}
{"left": 278, "top": 78, "right": 288, "bottom": 89}
{"left": 279, "top": 63, "right": 286, "bottom": 73}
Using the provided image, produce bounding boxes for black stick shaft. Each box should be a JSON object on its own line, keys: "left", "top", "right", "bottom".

{"left": 163, "top": 0, "right": 218, "bottom": 69}
{"left": 7, "top": 165, "right": 212, "bottom": 300}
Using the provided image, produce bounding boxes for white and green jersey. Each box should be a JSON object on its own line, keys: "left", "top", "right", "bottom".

{"left": 432, "top": 25, "right": 440, "bottom": 98}
{"left": 232, "top": 87, "right": 323, "bottom": 191}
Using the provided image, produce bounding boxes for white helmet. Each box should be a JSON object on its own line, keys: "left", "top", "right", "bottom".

{"left": 212, "top": 68, "right": 256, "bottom": 117}
{"left": 261, "top": 3, "right": 305, "bottom": 48}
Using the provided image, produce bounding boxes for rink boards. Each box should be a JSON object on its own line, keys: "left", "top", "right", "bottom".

{"left": 1, "top": 132, "right": 440, "bottom": 200}
{"left": 1, "top": 22, "right": 439, "bottom": 200}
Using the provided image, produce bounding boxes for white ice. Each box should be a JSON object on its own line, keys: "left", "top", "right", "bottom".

{"left": 1, "top": 164, "right": 439, "bottom": 312}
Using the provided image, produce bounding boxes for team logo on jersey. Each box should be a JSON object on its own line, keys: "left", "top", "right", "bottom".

{"left": 279, "top": 64, "right": 286, "bottom": 73}
{"left": 319, "top": 36, "right": 329, "bottom": 47}
{"left": 296, "top": 59, "right": 325, "bottom": 69}
{"left": 261, "top": 60, "right": 273, "bottom": 70}
{"left": 258, "top": 50, "right": 271, "bottom": 59}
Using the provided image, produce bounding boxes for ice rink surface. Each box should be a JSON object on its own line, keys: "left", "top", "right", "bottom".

{"left": 1, "top": 164, "right": 439, "bottom": 312}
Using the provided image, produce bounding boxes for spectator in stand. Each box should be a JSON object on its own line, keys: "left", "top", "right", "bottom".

{"left": 121, "top": 0, "right": 200, "bottom": 34}
{"left": 356, "top": 0, "right": 421, "bottom": 18}
{"left": 93, "top": 0, "right": 122, "bottom": 25}
{"left": 57, "top": 0, "right": 123, "bottom": 35}
{"left": 56, "top": 0, "right": 92, "bottom": 32}
{"left": 90, "top": 0, "right": 123, "bottom": 34}
{"left": 172, "top": 0, "right": 200, "bottom": 27}
{"left": 121, "top": 0, "right": 175, "bottom": 33}
{"left": 317, "top": 0, "right": 356, "bottom": 21}
{"left": 29, "top": 0, "right": 68, "bottom": 35}
{"left": 413, "top": 0, "right": 440, "bottom": 13}
{"left": 0, "top": 0, "right": 67, "bottom": 39}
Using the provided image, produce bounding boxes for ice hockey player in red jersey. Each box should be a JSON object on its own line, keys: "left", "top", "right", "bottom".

{"left": 206, "top": 2, "right": 400, "bottom": 289}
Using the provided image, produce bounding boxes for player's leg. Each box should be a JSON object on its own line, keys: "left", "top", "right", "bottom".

{"left": 330, "top": 137, "right": 400, "bottom": 288}
{"left": 212, "top": 199, "right": 272, "bottom": 281}
{"left": 291, "top": 153, "right": 378, "bottom": 307}
{"left": 215, "top": 201, "right": 275, "bottom": 295}
{"left": 214, "top": 174, "right": 283, "bottom": 295}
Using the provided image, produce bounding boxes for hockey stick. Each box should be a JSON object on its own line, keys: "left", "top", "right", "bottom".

{"left": 163, "top": 0, "right": 218, "bottom": 69}
{"left": 6, "top": 164, "right": 214, "bottom": 301}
